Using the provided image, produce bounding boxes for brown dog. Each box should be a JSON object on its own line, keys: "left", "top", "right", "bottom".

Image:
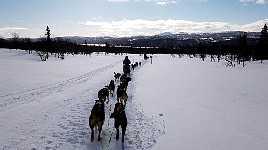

{"left": 89, "top": 100, "right": 105, "bottom": 142}
{"left": 117, "top": 87, "right": 128, "bottom": 106}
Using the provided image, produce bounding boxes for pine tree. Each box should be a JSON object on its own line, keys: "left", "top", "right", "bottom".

{"left": 260, "top": 24, "right": 267, "bottom": 41}
{"left": 254, "top": 24, "right": 268, "bottom": 62}
{"left": 37, "top": 26, "right": 51, "bottom": 61}
{"left": 11, "top": 32, "right": 19, "bottom": 50}
{"left": 239, "top": 32, "right": 249, "bottom": 66}
{"left": 45, "top": 26, "right": 51, "bottom": 42}
{"left": 241, "top": 32, "right": 248, "bottom": 48}
{"left": 259, "top": 24, "right": 268, "bottom": 62}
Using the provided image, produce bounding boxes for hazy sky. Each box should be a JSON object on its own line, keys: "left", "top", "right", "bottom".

{"left": 0, "top": 0, "right": 267, "bottom": 38}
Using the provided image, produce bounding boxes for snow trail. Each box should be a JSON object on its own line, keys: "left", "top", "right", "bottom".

{"left": 0, "top": 50, "right": 164, "bottom": 150}
{"left": 0, "top": 58, "right": 123, "bottom": 149}
{"left": 121, "top": 64, "right": 165, "bottom": 150}
{"left": 0, "top": 60, "right": 121, "bottom": 112}
{"left": 87, "top": 59, "right": 165, "bottom": 150}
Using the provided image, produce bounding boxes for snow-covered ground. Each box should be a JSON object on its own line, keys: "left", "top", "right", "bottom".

{"left": 0, "top": 48, "right": 268, "bottom": 150}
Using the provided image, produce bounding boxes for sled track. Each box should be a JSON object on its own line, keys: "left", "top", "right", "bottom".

{"left": 88, "top": 59, "right": 165, "bottom": 150}
{"left": 0, "top": 58, "right": 165, "bottom": 150}
{"left": 121, "top": 64, "right": 165, "bottom": 150}
{"left": 0, "top": 61, "right": 121, "bottom": 112}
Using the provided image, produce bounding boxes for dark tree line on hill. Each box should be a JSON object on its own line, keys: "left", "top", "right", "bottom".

{"left": 0, "top": 25, "right": 267, "bottom": 64}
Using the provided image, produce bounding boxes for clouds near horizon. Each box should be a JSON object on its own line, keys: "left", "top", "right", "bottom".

{"left": 0, "top": 27, "right": 28, "bottom": 37}
{"left": 108, "top": 0, "right": 187, "bottom": 5}
{"left": 239, "top": 0, "right": 268, "bottom": 4}
{"left": 109, "top": 0, "right": 267, "bottom": 5}
{"left": 79, "top": 19, "right": 268, "bottom": 37}
{"left": 1, "top": 19, "right": 267, "bottom": 38}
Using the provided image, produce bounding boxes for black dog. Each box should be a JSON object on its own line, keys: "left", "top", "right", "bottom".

{"left": 106, "top": 80, "right": 115, "bottom": 96}
{"left": 119, "top": 77, "right": 131, "bottom": 90}
{"left": 89, "top": 100, "right": 105, "bottom": 142}
{"left": 120, "top": 73, "right": 127, "bottom": 83}
{"left": 110, "top": 103, "right": 127, "bottom": 143}
{"left": 98, "top": 88, "right": 109, "bottom": 103}
{"left": 114, "top": 72, "right": 121, "bottom": 81}
{"left": 120, "top": 74, "right": 131, "bottom": 84}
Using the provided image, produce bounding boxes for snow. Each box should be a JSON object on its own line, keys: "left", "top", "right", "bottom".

{"left": 1, "top": 48, "right": 268, "bottom": 150}
{"left": 134, "top": 56, "right": 268, "bottom": 150}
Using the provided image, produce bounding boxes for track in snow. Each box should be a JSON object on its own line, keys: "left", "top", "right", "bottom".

{"left": 0, "top": 61, "right": 121, "bottom": 112}
{"left": 95, "top": 59, "right": 165, "bottom": 150}
{"left": 0, "top": 58, "right": 165, "bottom": 150}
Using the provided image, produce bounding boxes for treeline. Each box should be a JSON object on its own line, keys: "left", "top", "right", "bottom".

{"left": 0, "top": 25, "right": 267, "bottom": 63}
{"left": 0, "top": 27, "right": 94, "bottom": 61}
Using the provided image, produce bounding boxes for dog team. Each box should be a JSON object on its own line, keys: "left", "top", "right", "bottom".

{"left": 89, "top": 57, "right": 141, "bottom": 144}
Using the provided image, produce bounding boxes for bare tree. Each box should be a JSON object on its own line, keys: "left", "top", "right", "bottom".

{"left": 11, "top": 32, "right": 20, "bottom": 50}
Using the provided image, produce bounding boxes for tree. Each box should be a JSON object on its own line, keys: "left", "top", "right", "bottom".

{"left": 239, "top": 32, "right": 249, "bottom": 66}
{"left": 11, "top": 32, "right": 20, "bottom": 50}
{"left": 37, "top": 26, "right": 52, "bottom": 61}
{"left": 45, "top": 26, "right": 51, "bottom": 42}
{"left": 260, "top": 24, "right": 267, "bottom": 42}
{"left": 105, "top": 41, "right": 110, "bottom": 47}
{"left": 241, "top": 32, "right": 248, "bottom": 48}
{"left": 255, "top": 24, "right": 268, "bottom": 62}
{"left": 22, "top": 37, "right": 32, "bottom": 53}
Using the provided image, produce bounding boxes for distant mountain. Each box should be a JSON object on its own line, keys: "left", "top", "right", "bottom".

{"left": 61, "top": 31, "right": 261, "bottom": 48}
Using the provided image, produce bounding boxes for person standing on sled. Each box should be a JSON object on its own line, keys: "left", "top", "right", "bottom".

{"left": 123, "top": 56, "right": 131, "bottom": 75}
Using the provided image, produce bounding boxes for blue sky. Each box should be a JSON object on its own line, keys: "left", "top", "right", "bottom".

{"left": 0, "top": 0, "right": 267, "bottom": 38}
